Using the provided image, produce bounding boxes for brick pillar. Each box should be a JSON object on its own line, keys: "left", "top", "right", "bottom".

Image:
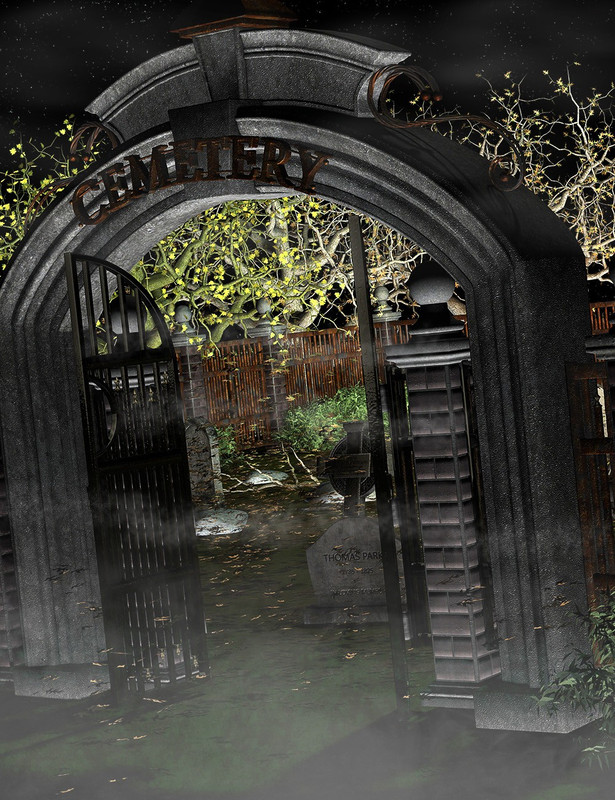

{"left": 385, "top": 262, "right": 500, "bottom": 708}
{"left": 248, "top": 320, "right": 289, "bottom": 438}
{"left": 173, "top": 334, "right": 208, "bottom": 420}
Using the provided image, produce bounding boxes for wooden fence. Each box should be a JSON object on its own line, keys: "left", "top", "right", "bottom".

{"left": 179, "top": 320, "right": 415, "bottom": 447}
{"left": 589, "top": 301, "right": 615, "bottom": 335}
{"left": 177, "top": 303, "right": 615, "bottom": 449}
{"left": 283, "top": 320, "right": 417, "bottom": 405}
{"left": 199, "top": 337, "right": 273, "bottom": 446}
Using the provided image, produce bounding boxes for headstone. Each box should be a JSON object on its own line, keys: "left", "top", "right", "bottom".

{"left": 317, "top": 421, "right": 372, "bottom": 517}
{"left": 304, "top": 517, "right": 387, "bottom": 624}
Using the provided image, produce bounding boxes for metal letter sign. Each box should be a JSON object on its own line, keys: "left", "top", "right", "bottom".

{"left": 65, "top": 253, "right": 208, "bottom": 699}
{"left": 71, "top": 137, "right": 329, "bottom": 225}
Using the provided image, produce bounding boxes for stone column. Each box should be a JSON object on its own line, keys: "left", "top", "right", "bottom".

{"left": 174, "top": 337, "right": 208, "bottom": 420}
{"left": 374, "top": 286, "right": 402, "bottom": 415}
{"left": 172, "top": 297, "right": 210, "bottom": 424}
{"left": 385, "top": 263, "right": 500, "bottom": 708}
{"left": 247, "top": 300, "right": 289, "bottom": 438}
{"left": 263, "top": 338, "right": 289, "bottom": 435}
{"left": 0, "top": 434, "right": 23, "bottom": 671}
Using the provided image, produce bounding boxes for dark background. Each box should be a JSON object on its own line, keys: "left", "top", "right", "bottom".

{"left": 1, "top": 0, "right": 614, "bottom": 161}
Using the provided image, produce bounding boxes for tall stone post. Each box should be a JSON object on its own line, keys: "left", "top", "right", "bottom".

{"left": 263, "top": 338, "right": 290, "bottom": 436}
{"left": 172, "top": 304, "right": 209, "bottom": 420}
{"left": 172, "top": 315, "right": 223, "bottom": 504}
{"left": 385, "top": 263, "right": 500, "bottom": 708}
{"left": 248, "top": 300, "right": 289, "bottom": 438}
{"left": 0, "top": 433, "right": 22, "bottom": 671}
{"left": 174, "top": 337, "right": 209, "bottom": 420}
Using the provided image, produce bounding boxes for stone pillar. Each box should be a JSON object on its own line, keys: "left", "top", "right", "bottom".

{"left": 374, "top": 286, "right": 402, "bottom": 415}
{"left": 0, "top": 433, "right": 23, "bottom": 672}
{"left": 172, "top": 324, "right": 223, "bottom": 504}
{"left": 184, "top": 418, "right": 223, "bottom": 505}
{"left": 247, "top": 301, "right": 289, "bottom": 437}
{"left": 173, "top": 332, "right": 209, "bottom": 420}
{"left": 385, "top": 263, "right": 500, "bottom": 708}
{"left": 263, "top": 338, "right": 289, "bottom": 435}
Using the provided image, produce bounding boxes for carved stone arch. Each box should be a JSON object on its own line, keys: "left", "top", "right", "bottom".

{"left": 0, "top": 28, "right": 591, "bottom": 718}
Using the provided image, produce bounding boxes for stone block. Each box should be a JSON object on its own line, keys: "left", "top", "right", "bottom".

{"left": 474, "top": 680, "right": 600, "bottom": 733}
{"left": 185, "top": 417, "right": 223, "bottom": 503}
{"left": 421, "top": 522, "right": 478, "bottom": 547}
{"left": 12, "top": 663, "right": 110, "bottom": 700}
{"left": 407, "top": 390, "right": 464, "bottom": 413}
{"left": 433, "top": 656, "right": 478, "bottom": 683}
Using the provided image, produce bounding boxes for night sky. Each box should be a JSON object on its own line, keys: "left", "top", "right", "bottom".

{"left": 1, "top": 0, "right": 614, "bottom": 164}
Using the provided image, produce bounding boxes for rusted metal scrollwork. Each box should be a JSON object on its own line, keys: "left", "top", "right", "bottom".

{"left": 68, "top": 120, "right": 120, "bottom": 157}
{"left": 367, "top": 63, "right": 525, "bottom": 191}
{"left": 24, "top": 120, "right": 120, "bottom": 229}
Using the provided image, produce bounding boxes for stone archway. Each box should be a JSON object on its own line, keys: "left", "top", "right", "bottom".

{"left": 0, "top": 26, "right": 592, "bottom": 729}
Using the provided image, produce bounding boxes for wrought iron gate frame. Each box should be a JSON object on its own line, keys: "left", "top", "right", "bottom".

{"left": 65, "top": 252, "right": 209, "bottom": 699}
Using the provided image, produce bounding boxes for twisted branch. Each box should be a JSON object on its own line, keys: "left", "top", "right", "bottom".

{"left": 367, "top": 63, "right": 525, "bottom": 191}
{"left": 23, "top": 120, "right": 120, "bottom": 229}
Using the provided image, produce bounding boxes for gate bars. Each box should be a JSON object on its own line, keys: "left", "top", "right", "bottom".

{"left": 65, "top": 253, "right": 208, "bottom": 699}
{"left": 349, "top": 216, "right": 410, "bottom": 710}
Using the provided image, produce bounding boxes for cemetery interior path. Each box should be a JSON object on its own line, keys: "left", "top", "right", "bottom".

{"left": 0, "top": 452, "right": 612, "bottom": 800}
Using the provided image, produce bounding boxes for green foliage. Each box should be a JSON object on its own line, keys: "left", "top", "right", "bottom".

{"left": 214, "top": 425, "right": 240, "bottom": 468}
{"left": 275, "top": 385, "right": 367, "bottom": 453}
{"left": 327, "top": 385, "right": 369, "bottom": 422}
{"left": 538, "top": 592, "right": 615, "bottom": 769}
{"left": 131, "top": 196, "right": 420, "bottom": 343}
{"left": 0, "top": 118, "right": 101, "bottom": 272}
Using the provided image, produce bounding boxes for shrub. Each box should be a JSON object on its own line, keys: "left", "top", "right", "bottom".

{"left": 276, "top": 385, "right": 367, "bottom": 453}
{"left": 214, "top": 425, "right": 239, "bottom": 468}
{"left": 537, "top": 591, "right": 615, "bottom": 768}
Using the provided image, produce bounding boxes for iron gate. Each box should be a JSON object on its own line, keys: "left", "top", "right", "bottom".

{"left": 385, "top": 364, "right": 431, "bottom": 643}
{"left": 65, "top": 253, "right": 208, "bottom": 698}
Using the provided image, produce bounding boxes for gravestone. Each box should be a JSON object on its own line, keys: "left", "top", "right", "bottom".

{"left": 306, "top": 420, "right": 390, "bottom": 624}
{"left": 318, "top": 421, "right": 373, "bottom": 516}
{"left": 304, "top": 517, "right": 388, "bottom": 624}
